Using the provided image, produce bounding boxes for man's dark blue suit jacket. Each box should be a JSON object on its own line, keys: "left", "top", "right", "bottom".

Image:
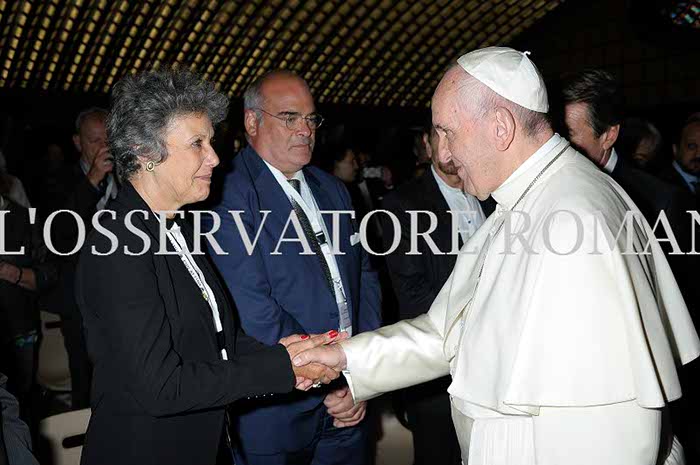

{"left": 206, "top": 146, "right": 382, "bottom": 454}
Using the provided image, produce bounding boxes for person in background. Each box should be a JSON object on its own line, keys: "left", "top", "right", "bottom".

{"left": 380, "top": 121, "right": 494, "bottom": 465}
{"left": 0, "top": 372, "right": 39, "bottom": 465}
{"left": 0, "top": 150, "right": 30, "bottom": 208}
{"left": 331, "top": 146, "right": 360, "bottom": 185}
{"left": 657, "top": 112, "right": 700, "bottom": 462}
{"left": 659, "top": 113, "right": 700, "bottom": 198}
{"left": 561, "top": 70, "right": 697, "bottom": 321}
{"left": 0, "top": 187, "right": 57, "bottom": 430}
{"left": 616, "top": 117, "right": 665, "bottom": 174}
{"left": 47, "top": 107, "right": 116, "bottom": 409}
{"left": 412, "top": 129, "right": 430, "bottom": 167}
{"left": 560, "top": 70, "right": 690, "bottom": 239}
{"left": 319, "top": 142, "right": 367, "bottom": 223}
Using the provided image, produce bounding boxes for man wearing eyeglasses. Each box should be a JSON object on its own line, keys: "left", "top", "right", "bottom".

{"left": 207, "top": 70, "right": 382, "bottom": 465}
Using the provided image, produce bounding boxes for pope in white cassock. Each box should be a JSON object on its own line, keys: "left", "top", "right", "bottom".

{"left": 294, "top": 47, "right": 700, "bottom": 465}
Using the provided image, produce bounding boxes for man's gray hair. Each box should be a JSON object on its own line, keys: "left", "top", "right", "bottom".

{"left": 75, "top": 107, "right": 108, "bottom": 133}
{"left": 456, "top": 66, "right": 551, "bottom": 138}
{"left": 107, "top": 69, "right": 228, "bottom": 182}
{"left": 242, "top": 69, "right": 310, "bottom": 124}
{"left": 243, "top": 76, "right": 265, "bottom": 123}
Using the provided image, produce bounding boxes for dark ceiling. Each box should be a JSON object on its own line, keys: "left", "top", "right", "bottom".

{"left": 0, "top": 0, "right": 564, "bottom": 108}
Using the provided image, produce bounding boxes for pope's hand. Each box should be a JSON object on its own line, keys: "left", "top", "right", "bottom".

{"left": 280, "top": 331, "right": 348, "bottom": 390}
{"left": 292, "top": 343, "right": 347, "bottom": 373}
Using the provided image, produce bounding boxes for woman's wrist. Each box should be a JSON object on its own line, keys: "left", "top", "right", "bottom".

{"left": 14, "top": 265, "right": 23, "bottom": 285}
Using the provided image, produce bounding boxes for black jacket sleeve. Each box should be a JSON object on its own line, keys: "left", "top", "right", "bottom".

{"left": 76, "top": 239, "right": 295, "bottom": 418}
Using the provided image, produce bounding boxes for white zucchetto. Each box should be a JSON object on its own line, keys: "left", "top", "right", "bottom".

{"left": 457, "top": 46, "right": 549, "bottom": 113}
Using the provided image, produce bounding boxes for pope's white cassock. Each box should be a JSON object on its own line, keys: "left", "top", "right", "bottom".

{"left": 341, "top": 134, "right": 700, "bottom": 465}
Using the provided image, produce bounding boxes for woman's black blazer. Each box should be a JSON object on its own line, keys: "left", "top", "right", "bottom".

{"left": 75, "top": 182, "right": 295, "bottom": 465}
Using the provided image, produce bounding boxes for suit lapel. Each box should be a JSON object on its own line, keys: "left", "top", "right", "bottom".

{"left": 241, "top": 148, "right": 296, "bottom": 231}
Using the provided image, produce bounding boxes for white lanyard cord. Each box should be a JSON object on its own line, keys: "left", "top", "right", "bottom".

{"left": 164, "top": 226, "right": 228, "bottom": 360}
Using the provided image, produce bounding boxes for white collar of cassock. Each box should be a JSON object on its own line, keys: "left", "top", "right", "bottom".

{"left": 490, "top": 134, "right": 563, "bottom": 210}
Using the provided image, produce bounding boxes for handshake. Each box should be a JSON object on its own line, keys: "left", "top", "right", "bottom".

{"left": 279, "top": 330, "right": 349, "bottom": 391}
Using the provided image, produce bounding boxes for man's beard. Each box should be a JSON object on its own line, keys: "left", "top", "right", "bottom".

{"left": 437, "top": 160, "right": 459, "bottom": 176}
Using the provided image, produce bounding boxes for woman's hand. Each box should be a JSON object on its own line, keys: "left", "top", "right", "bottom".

{"left": 280, "top": 331, "right": 348, "bottom": 390}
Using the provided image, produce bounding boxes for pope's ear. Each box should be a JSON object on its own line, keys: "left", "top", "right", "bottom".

{"left": 244, "top": 110, "right": 259, "bottom": 138}
{"left": 493, "top": 107, "right": 516, "bottom": 151}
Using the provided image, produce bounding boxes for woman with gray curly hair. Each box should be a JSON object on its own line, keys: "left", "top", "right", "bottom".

{"left": 74, "top": 69, "right": 341, "bottom": 465}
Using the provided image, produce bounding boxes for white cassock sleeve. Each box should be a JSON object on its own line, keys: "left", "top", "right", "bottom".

{"left": 342, "top": 283, "right": 452, "bottom": 402}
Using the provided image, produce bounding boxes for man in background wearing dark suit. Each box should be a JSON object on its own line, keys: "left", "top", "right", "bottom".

{"left": 660, "top": 114, "right": 700, "bottom": 199}
{"left": 380, "top": 123, "right": 494, "bottom": 465}
{"left": 208, "top": 71, "right": 381, "bottom": 465}
{"left": 47, "top": 107, "right": 116, "bottom": 409}
{"left": 561, "top": 70, "right": 693, "bottom": 245}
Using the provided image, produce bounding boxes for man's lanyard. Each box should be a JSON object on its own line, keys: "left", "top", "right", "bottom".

{"left": 284, "top": 181, "right": 352, "bottom": 335}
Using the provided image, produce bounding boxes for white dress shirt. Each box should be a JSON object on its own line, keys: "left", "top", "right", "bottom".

{"left": 602, "top": 147, "right": 619, "bottom": 174}
{"left": 431, "top": 166, "right": 486, "bottom": 243}
{"left": 263, "top": 160, "right": 352, "bottom": 335}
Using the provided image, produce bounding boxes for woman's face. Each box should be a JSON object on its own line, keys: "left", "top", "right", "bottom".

{"left": 155, "top": 113, "right": 219, "bottom": 207}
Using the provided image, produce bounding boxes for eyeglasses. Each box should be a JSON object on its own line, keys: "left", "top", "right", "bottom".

{"left": 253, "top": 108, "right": 324, "bottom": 131}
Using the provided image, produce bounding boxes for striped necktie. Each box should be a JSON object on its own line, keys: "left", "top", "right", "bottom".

{"left": 287, "top": 179, "right": 335, "bottom": 295}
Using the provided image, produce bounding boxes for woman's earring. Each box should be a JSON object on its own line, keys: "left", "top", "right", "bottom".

{"left": 145, "top": 161, "right": 155, "bottom": 172}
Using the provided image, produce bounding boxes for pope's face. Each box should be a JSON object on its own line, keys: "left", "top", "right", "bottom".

{"left": 674, "top": 122, "right": 700, "bottom": 175}
{"left": 431, "top": 68, "right": 491, "bottom": 200}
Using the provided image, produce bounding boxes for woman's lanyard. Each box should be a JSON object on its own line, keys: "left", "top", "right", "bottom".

{"left": 163, "top": 222, "right": 228, "bottom": 361}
